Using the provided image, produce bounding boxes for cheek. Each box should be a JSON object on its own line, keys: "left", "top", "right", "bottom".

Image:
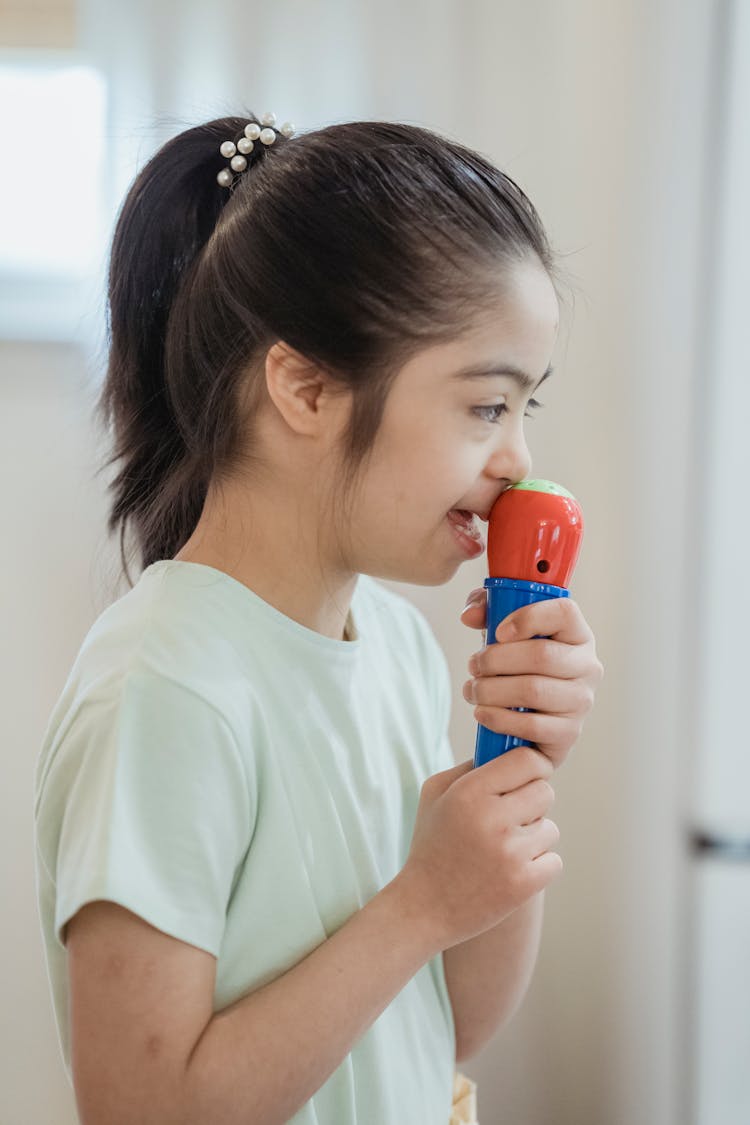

{"left": 401, "top": 442, "right": 468, "bottom": 507}
{"left": 362, "top": 408, "right": 482, "bottom": 512}
{"left": 419, "top": 419, "right": 485, "bottom": 477}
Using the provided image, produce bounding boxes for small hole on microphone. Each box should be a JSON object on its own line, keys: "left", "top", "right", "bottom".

{"left": 537, "top": 559, "right": 550, "bottom": 573}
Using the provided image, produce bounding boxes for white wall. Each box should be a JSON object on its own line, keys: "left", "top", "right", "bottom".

{"left": 1, "top": 2, "right": 724, "bottom": 1122}
{"left": 1, "top": 340, "right": 119, "bottom": 1125}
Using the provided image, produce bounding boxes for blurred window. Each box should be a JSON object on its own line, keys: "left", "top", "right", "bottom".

{"left": 0, "top": 56, "right": 107, "bottom": 342}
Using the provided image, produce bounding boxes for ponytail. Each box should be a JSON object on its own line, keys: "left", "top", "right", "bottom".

{"left": 94, "top": 115, "right": 266, "bottom": 585}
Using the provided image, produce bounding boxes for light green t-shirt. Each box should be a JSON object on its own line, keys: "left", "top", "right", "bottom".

{"left": 34, "top": 560, "right": 458, "bottom": 1123}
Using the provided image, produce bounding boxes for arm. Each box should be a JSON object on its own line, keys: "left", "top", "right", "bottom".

{"left": 66, "top": 875, "right": 440, "bottom": 1125}
{"left": 443, "top": 891, "right": 545, "bottom": 1061}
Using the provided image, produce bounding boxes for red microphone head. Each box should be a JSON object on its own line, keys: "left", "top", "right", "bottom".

{"left": 487, "top": 479, "right": 584, "bottom": 587}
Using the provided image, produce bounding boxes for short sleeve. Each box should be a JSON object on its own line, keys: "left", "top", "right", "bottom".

{"left": 48, "top": 668, "right": 254, "bottom": 955}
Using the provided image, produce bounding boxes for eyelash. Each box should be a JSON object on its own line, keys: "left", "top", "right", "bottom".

{"left": 473, "top": 398, "right": 544, "bottom": 424}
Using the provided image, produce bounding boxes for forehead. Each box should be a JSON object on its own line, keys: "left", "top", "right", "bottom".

{"left": 395, "top": 258, "right": 560, "bottom": 391}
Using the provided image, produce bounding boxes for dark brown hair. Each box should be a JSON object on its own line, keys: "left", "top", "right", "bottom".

{"left": 95, "top": 112, "right": 563, "bottom": 586}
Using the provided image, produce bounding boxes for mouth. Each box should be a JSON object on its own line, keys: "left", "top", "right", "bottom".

{"left": 446, "top": 508, "right": 486, "bottom": 553}
{"left": 450, "top": 508, "right": 490, "bottom": 523}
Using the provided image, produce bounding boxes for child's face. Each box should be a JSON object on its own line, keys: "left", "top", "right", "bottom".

{"left": 340, "top": 256, "right": 560, "bottom": 585}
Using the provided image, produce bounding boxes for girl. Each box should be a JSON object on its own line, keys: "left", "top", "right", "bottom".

{"left": 34, "top": 112, "right": 603, "bottom": 1125}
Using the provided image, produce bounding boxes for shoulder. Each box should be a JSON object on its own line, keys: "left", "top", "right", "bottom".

{"left": 34, "top": 567, "right": 257, "bottom": 826}
{"left": 35, "top": 661, "right": 250, "bottom": 816}
{"left": 62, "top": 563, "right": 262, "bottom": 733}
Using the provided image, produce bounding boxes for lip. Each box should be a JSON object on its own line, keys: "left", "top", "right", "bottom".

{"left": 460, "top": 490, "right": 513, "bottom": 523}
{"left": 454, "top": 508, "right": 491, "bottom": 523}
{"left": 446, "top": 510, "right": 486, "bottom": 557}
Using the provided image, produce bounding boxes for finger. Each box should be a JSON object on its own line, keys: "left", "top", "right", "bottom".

{"left": 503, "top": 779, "right": 556, "bottom": 826}
{"left": 471, "top": 637, "right": 591, "bottom": 680}
{"left": 465, "top": 673, "right": 594, "bottom": 716}
{"left": 516, "top": 817, "right": 560, "bottom": 859}
{"left": 460, "top": 603, "right": 486, "bottom": 630}
{"left": 527, "top": 851, "right": 564, "bottom": 891}
{"left": 472, "top": 704, "right": 581, "bottom": 759}
{"left": 469, "top": 744, "right": 553, "bottom": 790}
{"left": 427, "top": 757, "right": 474, "bottom": 796}
{"left": 494, "top": 597, "right": 593, "bottom": 646}
{"left": 459, "top": 588, "right": 486, "bottom": 631}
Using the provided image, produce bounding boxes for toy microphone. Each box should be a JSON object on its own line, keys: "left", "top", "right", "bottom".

{"left": 473, "top": 479, "right": 584, "bottom": 768}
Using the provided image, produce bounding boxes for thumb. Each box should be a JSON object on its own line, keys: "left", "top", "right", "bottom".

{"left": 428, "top": 757, "right": 474, "bottom": 795}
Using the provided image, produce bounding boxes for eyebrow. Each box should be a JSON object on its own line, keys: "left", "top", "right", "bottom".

{"left": 452, "top": 362, "right": 555, "bottom": 392}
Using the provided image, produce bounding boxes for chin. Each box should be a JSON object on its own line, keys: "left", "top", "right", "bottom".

{"left": 368, "top": 555, "right": 465, "bottom": 588}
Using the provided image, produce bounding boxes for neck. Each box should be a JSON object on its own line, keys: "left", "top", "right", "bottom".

{"left": 172, "top": 475, "right": 359, "bottom": 642}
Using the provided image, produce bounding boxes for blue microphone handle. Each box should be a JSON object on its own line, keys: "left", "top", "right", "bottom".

{"left": 473, "top": 577, "right": 569, "bottom": 768}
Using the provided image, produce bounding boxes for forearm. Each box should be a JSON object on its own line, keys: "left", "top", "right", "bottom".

{"left": 444, "top": 891, "right": 545, "bottom": 1061}
{"left": 182, "top": 874, "right": 440, "bottom": 1125}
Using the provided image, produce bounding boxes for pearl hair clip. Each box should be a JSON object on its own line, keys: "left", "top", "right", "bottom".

{"left": 216, "top": 111, "right": 295, "bottom": 187}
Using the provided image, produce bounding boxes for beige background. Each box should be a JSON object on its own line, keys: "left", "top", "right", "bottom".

{"left": 0, "top": 0, "right": 76, "bottom": 48}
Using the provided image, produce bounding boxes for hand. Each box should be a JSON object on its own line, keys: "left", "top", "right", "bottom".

{"left": 399, "top": 747, "right": 561, "bottom": 950}
{"left": 460, "top": 589, "right": 604, "bottom": 769}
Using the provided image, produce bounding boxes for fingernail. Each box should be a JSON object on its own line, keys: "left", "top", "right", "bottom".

{"left": 461, "top": 588, "right": 484, "bottom": 614}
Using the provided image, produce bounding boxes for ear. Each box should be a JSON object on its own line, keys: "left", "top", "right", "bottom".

{"left": 264, "top": 340, "right": 349, "bottom": 437}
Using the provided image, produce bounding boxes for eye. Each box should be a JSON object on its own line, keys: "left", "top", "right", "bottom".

{"left": 472, "top": 398, "right": 545, "bottom": 425}
{"left": 472, "top": 403, "right": 509, "bottom": 424}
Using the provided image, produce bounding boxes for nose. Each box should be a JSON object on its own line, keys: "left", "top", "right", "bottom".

{"left": 485, "top": 417, "right": 532, "bottom": 485}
